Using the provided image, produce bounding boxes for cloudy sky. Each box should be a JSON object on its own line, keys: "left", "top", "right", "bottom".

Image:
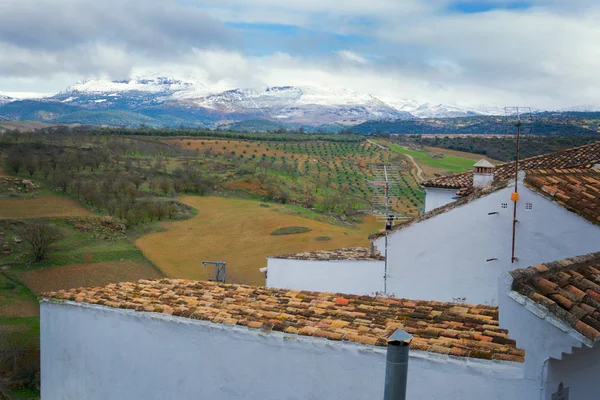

{"left": 0, "top": 0, "right": 598, "bottom": 108}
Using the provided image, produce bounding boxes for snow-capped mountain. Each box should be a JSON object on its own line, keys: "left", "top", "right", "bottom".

{"left": 410, "top": 103, "right": 479, "bottom": 118}
{"left": 47, "top": 78, "right": 413, "bottom": 125}
{"left": 184, "top": 86, "right": 411, "bottom": 124}
{"left": 398, "top": 102, "right": 506, "bottom": 118}
{"left": 386, "top": 99, "right": 506, "bottom": 118}
{"left": 51, "top": 77, "right": 202, "bottom": 109}
{"left": 0, "top": 91, "right": 53, "bottom": 105}
{"left": 0, "top": 95, "right": 12, "bottom": 106}
{"left": 1, "top": 77, "right": 598, "bottom": 128}
{"left": 559, "top": 105, "right": 600, "bottom": 112}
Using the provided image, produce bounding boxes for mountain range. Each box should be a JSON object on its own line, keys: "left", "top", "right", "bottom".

{"left": 0, "top": 77, "right": 599, "bottom": 130}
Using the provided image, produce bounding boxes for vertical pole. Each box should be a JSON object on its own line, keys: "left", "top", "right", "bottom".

{"left": 511, "top": 117, "right": 521, "bottom": 263}
{"left": 384, "top": 166, "right": 389, "bottom": 294}
{"left": 384, "top": 233, "right": 388, "bottom": 294}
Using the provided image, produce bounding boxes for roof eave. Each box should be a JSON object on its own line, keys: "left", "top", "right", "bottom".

{"left": 508, "top": 291, "right": 596, "bottom": 348}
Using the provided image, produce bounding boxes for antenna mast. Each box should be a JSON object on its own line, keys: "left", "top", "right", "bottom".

{"left": 368, "top": 164, "right": 409, "bottom": 294}
{"left": 504, "top": 106, "right": 533, "bottom": 263}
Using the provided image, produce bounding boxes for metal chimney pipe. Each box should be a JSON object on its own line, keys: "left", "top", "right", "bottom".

{"left": 383, "top": 329, "right": 413, "bottom": 400}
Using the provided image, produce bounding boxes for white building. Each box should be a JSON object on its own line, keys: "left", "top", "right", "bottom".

{"left": 370, "top": 168, "right": 600, "bottom": 304}
{"left": 422, "top": 141, "right": 600, "bottom": 213}
{"left": 499, "top": 251, "right": 600, "bottom": 400}
{"left": 266, "top": 247, "right": 385, "bottom": 295}
{"left": 40, "top": 264, "right": 600, "bottom": 400}
{"left": 265, "top": 149, "right": 600, "bottom": 304}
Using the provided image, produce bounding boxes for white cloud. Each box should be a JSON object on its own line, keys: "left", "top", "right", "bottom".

{"left": 338, "top": 51, "right": 368, "bottom": 65}
{"left": 0, "top": 0, "right": 598, "bottom": 108}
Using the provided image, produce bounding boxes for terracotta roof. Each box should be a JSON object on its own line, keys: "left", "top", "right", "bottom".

{"left": 44, "top": 279, "right": 524, "bottom": 362}
{"left": 271, "top": 247, "right": 384, "bottom": 261}
{"left": 510, "top": 252, "right": 600, "bottom": 343}
{"left": 369, "top": 183, "right": 507, "bottom": 240}
{"left": 423, "top": 141, "right": 600, "bottom": 189}
{"left": 525, "top": 169, "right": 600, "bottom": 226}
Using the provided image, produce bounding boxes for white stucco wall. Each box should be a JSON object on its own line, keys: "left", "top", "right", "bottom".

{"left": 266, "top": 258, "right": 384, "bottom": 295}
{"left": 424, "top": 187, "right": 459, "bottom": 212}
{"left": 498, "top": 273, "right": 599, "bottom": 400}
{"left": 473, "top": 172, "right": 494, "bottom": 188}
{"left": 545, "top": 344, "right": 600, "bottom": 400}
{"left": 375, "top": 181, "right": 600, "bottom": 304}
{"left": 41, "top": 301, "right": 532, "bottom": 400}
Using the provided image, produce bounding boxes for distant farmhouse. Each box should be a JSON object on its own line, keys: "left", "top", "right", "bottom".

{"left": 41, "top": 252, "right": 600, "bottom": 399}
{"left": 266, "top": 142, "right": 600, "bottom": 305}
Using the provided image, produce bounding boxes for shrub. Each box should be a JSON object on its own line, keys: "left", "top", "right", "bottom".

{"left": 270, "top": 226, "right": 312, "bottom": 235}
{"left": 314, "top": 236, "right": 332, "bottom": 241}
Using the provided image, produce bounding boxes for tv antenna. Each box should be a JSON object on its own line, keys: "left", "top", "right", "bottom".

{"left": 202, "top": 261, "right": 226, "bottom": 283}
{"left": 504, "top": 107, "right": 534, "bottom": 263}
{"left": 367, "top": 164, "right": 410, "bottom": 294}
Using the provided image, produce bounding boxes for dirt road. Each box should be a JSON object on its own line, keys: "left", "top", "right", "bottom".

{"left": 367, "top": 139, "right": 425, "bottom": 182}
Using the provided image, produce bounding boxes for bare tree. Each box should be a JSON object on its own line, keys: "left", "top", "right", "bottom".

{"left": 24, "top": 154, "right": 39, "bottom": 176}
{"left": 22, "top": 221, "right": 64, "bottom": 262}
{"left": 7, "top": 149, "right": 23, "bottom": 173}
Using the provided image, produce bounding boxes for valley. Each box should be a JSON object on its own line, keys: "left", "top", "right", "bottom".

{"left": 1, "top": 122, "right": 594, "bottom": 399}
{"left": 0, "top": 126, "right": 450, "bottom": 396}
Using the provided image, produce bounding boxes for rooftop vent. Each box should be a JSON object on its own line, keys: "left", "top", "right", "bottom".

{"left": 473, "top": 159, "right": 495, "bottom": 188}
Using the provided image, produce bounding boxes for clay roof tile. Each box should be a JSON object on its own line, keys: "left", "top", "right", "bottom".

{"left": 43, "top": 279, "right": 524, "bottom": 363}
{"left": 510, "top": 251, "right": 600, "bottom": 343}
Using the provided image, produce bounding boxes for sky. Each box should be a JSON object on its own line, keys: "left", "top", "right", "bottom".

{"left": 0, "top": 0, "right": 598, "bottom": 108}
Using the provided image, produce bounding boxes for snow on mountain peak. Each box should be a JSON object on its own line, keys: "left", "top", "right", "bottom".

{"left": 0, "top": 91, "right": 54, "bottom": 100}
{"left": 63, "top": 77, "right": 195, "bottom": 94}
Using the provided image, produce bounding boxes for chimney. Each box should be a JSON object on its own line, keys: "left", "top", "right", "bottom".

{"left": 383, "top": 329, "right": 413, "bottom": 400}
{"left": 472, "top": 159, "right": 495, "bottom": 188}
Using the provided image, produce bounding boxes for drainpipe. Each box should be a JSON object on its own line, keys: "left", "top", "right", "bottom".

{"left": 384, "top": 329, "right": 413, "bottom": 400}
{"left": 540, "top": 358, "right": 549, "bottom": 400}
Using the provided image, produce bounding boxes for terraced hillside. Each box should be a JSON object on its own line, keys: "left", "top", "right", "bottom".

{"left": 168, "top": 138, "right": 426, "bottom": 216}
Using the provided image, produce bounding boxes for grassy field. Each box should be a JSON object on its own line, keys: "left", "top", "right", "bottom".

{"left": 136, "top": 196, "right": 382, "bottom": 286}
{"left": 0, "top": 197, "right": 92, "bottom": 219}
{"left": 20, "top": 262, "right": 163, "bottom": 294}
{"left": 383, "top": 141, "right": 479, "bottom": 174}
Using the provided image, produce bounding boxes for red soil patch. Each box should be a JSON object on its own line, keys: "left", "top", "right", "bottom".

{"left": 223, "top": 179, "right": 268, "bottom": 195}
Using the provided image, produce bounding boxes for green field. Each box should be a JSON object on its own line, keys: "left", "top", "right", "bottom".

{"left": 384, "top": 141, "right": 477, "bottom": 173}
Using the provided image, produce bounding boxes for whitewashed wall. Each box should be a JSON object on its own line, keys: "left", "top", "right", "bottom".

{"left": 41, "top": 301, "right": 532, "bottom": 400}
{"left": 498, "top": 274, "right": 599, "bottom": 400}
{"left": 424, "top": 187, "right": 459, "bottom": 212}
{"left": 545, "top": 344, "right": 600, "bottom": 400}
{"left": 375, "top": 182, "right": 600, "bottom": 304}
{"left": 266, "top": 258, "right": 384, "bottom": 295}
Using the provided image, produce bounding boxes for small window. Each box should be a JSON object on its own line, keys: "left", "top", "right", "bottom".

{"left": 501, "top": 203, "right": 508, "bottom": 209}
{"left": 525, "top": 202, "right": 533, "bottom": 210}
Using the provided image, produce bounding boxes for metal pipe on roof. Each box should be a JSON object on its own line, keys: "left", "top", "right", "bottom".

{"left": 383, "top": 329, "right": 412, "bottom": 400}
